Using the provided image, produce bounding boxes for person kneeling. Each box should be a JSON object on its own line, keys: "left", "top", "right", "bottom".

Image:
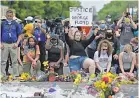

{"left": 94, "top": 40, "right": 113, "bottom": 74}
{"left": 46, "top": 34, "right": 64, "bottom": 75}
{"left": 23, "top": 37, "right": 41, "bottom": 76}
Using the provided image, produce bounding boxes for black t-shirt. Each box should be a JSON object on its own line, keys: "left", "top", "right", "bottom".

{"left": 65, "top": 33, "right": 95, "bottom": 56}
{"left": 48, "top": 46, "right": 61, "bottom": 62}
{"left": 108, "top": 37, "right": 120, "bottom": 55}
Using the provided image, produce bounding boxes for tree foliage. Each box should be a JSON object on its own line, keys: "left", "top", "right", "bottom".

{"left": 1, "top": 0, "right": 80, "bottom": 20}
{"left": 98, "top": 0, "right": 138, "bottom": 21}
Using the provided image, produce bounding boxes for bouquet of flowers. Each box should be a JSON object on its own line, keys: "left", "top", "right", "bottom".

{"left": 117, "top": 73, "right": 137, "bottom": 84}
{"left": 87, "top": 72, "right": 119, "bottom": 98}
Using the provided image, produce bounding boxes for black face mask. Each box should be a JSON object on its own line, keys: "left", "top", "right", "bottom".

{"left": 50, "top": 39, "right": 58, "bottom": 46}
{"left": 106, "top": 33, "right": 113, "bottom": 39}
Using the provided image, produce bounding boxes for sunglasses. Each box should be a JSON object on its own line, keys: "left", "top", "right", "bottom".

{"left": 35, "top": 21, "right": 41, "bottom": 23}
{"left": 103, "top": 49, "right": 108, "bottom": 51}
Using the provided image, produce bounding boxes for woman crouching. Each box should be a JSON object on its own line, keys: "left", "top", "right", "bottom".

{"left": 94, "top": 40, "right": 113, "bottom": 73}
{"left": 65, "top": 27, "right": 96, "bottom": 74}
{"left": 23, "top": 36, "right": 41, "bottom": 76}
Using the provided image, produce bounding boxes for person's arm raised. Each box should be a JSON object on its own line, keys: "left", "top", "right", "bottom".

{"left": 117, "top": 12, "right": 125, "bottom": 26}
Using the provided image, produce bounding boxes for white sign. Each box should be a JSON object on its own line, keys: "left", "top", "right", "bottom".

{"left": 70, "top": 7, "right": 93, "bottom": 26}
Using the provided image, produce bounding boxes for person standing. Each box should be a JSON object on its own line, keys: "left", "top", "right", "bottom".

{"left": 1, "top": 10, "right": 22, "bottom": 78}
{"left": 34, "top": 18, "right": 47, "bottom": 71}
{"left": 117, "top": 12, "right": 137, "bottom": 52}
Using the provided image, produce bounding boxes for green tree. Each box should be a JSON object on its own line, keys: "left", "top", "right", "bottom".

{"left": 1, "top": 1, "right": 80, "bottom": 20}
{"left": 98, "top": 0, "right": 138, "bottom": 21}
{"left": 43, "top": 1, "right": 80, "bottom": 19}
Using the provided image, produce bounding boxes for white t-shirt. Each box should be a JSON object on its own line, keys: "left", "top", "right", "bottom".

{"left": 94, "top": 51, "right": 112, "bottom": 69}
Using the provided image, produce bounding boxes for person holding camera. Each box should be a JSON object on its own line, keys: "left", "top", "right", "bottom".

{"left": 33, "top": 18, "right": 47, "bottom": 71}
{"left": 117, "top": 12, "right": 137, "bottom": 52}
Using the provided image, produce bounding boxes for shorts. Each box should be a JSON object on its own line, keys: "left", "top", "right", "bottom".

{"left": 68, "top": 56, "right": 87, "bottom": 72}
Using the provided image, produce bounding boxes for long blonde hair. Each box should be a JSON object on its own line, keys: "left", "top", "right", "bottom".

{"left": 97, "top": 39, "right": 113, "bottom": 57}
{"left": 123, "top": 44, "right": 132, "bottom": 53}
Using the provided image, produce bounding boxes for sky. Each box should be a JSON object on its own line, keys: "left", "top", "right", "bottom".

{"left": 80, "top": 0, "right": 112, "bottom": 12}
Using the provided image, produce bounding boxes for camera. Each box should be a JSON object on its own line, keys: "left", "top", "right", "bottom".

{"left": 125, "top": 12, "right": 130, "bottom": 18}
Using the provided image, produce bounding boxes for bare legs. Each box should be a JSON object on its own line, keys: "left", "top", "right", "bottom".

{"left": 82, "top": 58, "right": 95, "bottom": 74}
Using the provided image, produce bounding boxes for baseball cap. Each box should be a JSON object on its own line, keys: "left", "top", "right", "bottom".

{"left": 25, "top": 16, "right": 33, "bottom": 21}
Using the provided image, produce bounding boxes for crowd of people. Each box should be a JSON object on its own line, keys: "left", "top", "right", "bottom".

{"left": 0, "top": 9, "right": 138, "bottom": 79}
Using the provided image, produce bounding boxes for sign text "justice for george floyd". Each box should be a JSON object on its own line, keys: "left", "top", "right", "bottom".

{"left": 70, "top": 7, "right": 93, "bottom": 26}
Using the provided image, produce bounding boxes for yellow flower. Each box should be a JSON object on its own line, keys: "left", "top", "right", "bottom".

{"left": 116, "top": 83, "right": 121, "bottom": 87}
{"left": 101, "top": 81, "right": 107, "bottom": 89}
{"left": 43, "top": 61, "right": 49, "bottom": 66}
{"left": 94, "top": 80, "right": 102, "bottom": 89}
{"left": 108, "top": 78, "right": 113, "bottom": 83}
{"left": 74, "top": 74, "right": 81, "bottom": 85}
{"left": 8, "top": 75, "right": 13, "bottom": 81}
{"left": 100, "top": 91, "right": 105, "bottom": 98}
{"left": 90, "top": 74, "right": 96, "bottom": 79}
{"left": 20, "top": 72, "right": 30, "bottom": 81}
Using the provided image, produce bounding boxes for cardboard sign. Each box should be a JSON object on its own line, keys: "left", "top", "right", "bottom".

{"left": 70, "top": 7, "right": 93, "bottom": 26}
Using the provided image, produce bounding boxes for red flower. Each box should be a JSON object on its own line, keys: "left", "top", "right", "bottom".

{"left": 102, "top": 77, "right": 109, "bottom": 83}
{"left": 70, "top": 71, "right": 77, "bottom": 75}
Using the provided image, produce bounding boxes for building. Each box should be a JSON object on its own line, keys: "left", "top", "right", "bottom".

{"left": 1, "top": 5, "right": 9, "bottom": 19}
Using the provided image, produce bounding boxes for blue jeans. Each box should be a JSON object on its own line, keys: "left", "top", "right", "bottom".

{"left": 68, "top": 56, "right": 87, "bottom": 72}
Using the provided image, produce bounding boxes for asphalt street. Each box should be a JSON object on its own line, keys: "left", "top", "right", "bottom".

{"left": 1, "top": 82, "right": 138, "bottom": 98}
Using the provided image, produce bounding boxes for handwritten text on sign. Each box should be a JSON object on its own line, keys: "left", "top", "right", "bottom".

{"left": 70, "top": 7, "right": 93, "bottom": 26}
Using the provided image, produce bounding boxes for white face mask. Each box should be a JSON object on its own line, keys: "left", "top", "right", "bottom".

{"left": 101, "top": 50, "right": 107, "bottom": 54}
{"left": 107, "top": 19, "right": 111, "bottom": 22}
{"left": 75, "top": 37, "right": 80, "bottom": 41}
{"left": 7, "top": 19, "right": 12, "bottom": 24}
{"left": 34, "top": 23, "right": 39, "bottom": 28}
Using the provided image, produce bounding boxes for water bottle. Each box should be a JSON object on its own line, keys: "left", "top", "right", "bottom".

{"left": 63, "top": 66, "right": 70, "bottom": 75}
{"left": 45, "top": 51, "right": 48, "bottom": 60}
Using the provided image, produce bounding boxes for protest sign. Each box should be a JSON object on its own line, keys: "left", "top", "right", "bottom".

{"left": 70, "top": 7, "right": 93, "bottom": 26}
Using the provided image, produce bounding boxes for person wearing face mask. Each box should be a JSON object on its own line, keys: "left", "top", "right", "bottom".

{"left": 87, "top": 25, "right": 104, "bottom": 59}
{"left": 117, "top": 12, "right": 137, "bottom": 52}
{"left": 130, "top": 37, "right": 138, "bottom": 73}
{"left": 1, "top": 10, "right": 22, "bottom": 78}
{"left": 33, "top": 18, "right": 47, "bottom": 72}
{"left": 95, "top": 21, "right": 107, "bottom": 47}
{"left": 45, "top": 34, "right": 64, "bottom": 75}
{"left": 119, "top": 44, "right": 136, "bottom": 76}
{"left": 23, "top": 37, "right": 41, "bottom": 76}
{"left": 94, "top": 40, "right": 113, "bottom": 73}
{"left": 105, "top": 29, "right": 120, "bottom": 74}
{"left": 64, "top": 27, "right": 96, "bottom": 75}
{"left": 105, "top": 15, "right": 112, "bottom": 29}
